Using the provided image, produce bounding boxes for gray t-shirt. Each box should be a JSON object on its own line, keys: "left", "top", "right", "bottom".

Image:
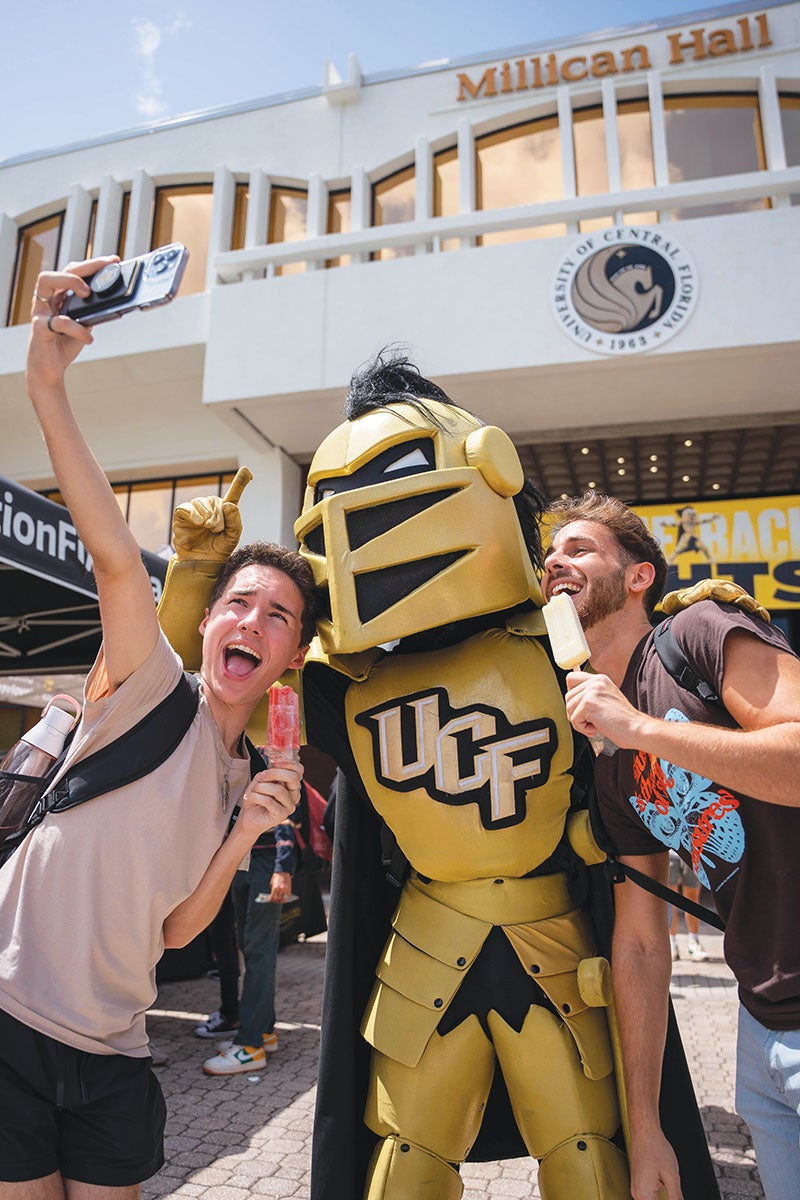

{"left": 596, "top": 601, "right": 800, "bottom": 1030}
{"left": 0, "top": 631, "right": 250, "bottom": 1056}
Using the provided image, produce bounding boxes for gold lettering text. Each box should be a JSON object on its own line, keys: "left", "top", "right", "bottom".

{"left": 668, "top": 27, "right": 707, "bottom": 64}
{"left": 456, "top": 67, "right": 497, "bottom": 102}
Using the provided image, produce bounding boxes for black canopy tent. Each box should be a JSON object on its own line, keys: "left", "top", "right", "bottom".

{"left": 0, "top": 475, "right": 168, "bottom": 675}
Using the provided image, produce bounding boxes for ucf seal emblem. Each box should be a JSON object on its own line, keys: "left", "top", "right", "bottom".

{"left": 552, "top": 227, "right": 698, "bottom": 355}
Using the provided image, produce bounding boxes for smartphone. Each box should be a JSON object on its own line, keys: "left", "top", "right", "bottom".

{"left": 63, "top": 244, "right": 189, "bottom": 325}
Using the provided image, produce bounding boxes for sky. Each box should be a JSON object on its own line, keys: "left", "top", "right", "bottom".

{"left": 0, "top": 0, "right": 723, "bottom": 164}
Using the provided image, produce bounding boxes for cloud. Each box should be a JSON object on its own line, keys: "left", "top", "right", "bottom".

{"left": 132, "top": 12, "right": 191, "bottom": 119}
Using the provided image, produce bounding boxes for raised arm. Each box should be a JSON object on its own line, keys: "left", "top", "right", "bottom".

{"left": 26, "top": 260, "right": 159, "bottom": 690}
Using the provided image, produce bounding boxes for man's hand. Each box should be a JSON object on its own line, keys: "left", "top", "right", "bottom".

{"left": 628, "top": 1128, "right": 682, "bottom": 1200}
{"left": 269, "top": 871, "right": 292, "bottom": 903}
{"left": 565, "top": 669, "right": 648, "bottom": 749}
{"left": 172, "top": 467, "right": 253, "bottom": 561}
{"left": 26, "top": 258, "right": 120, "bottom": 391}
{"left": 236, "top": 761, "right": 302, "bottom": 845}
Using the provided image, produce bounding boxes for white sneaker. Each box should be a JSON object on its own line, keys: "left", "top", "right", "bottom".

{"left": 687, "top": 938, "right": 710, "bottom": 962}
{"left": 202, "top": 1043, "right": 266, "bottom": 1075}
{"left": 670, "top": 936, "right": 679, "bottom": 961}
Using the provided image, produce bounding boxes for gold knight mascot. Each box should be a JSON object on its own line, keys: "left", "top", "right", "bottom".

{"left": 159, "top": 352, "right": 716, "bottom": 1200}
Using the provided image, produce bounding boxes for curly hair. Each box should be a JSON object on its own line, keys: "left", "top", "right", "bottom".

{"left": 547, "top": 492, "right": 667, "bottom": 616}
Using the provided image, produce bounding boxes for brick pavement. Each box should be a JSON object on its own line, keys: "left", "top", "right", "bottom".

{"left": 143, "top": 927, "right": 763, "bottom": 1200}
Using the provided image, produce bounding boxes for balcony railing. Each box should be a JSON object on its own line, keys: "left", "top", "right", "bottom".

{"left": 212, "top": 165, "right": 800, "bottom": 283}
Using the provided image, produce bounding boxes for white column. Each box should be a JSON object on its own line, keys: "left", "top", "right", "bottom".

{"left": 0, "top": 213, "right": 17, "bottom": 328}
{"left": 124, "top": 169, "right": 155, "bottom": 257}
{"left": 457, "top": 119, "right": 476, "bottom": 248}
{"left": 242, "top": 168, "right": 270, "bottom": 281}
{"left": 94, "top": 176, "right": 124, "bottom": 256}
{"left": 306, "top": 173, "right": 328, "bottom": 271}
{"left": 58, "top": 184, "right": 93, "bottom": 267}
{"left": 350, "top": 166, "right": 370, "bottom": 264}
{"left": 602, "top": 78, "right": 623, "bottom": 223}
{"left": 207, "top": 166, "right": 236, "bottom": 289}
{"left": 237, "top": 447, "right": 304, "bottom": 548}
{"left": 557, "top": 87, "right": 578, "bottom": 235}
{"left": 759, "top": 66, "right": 789, "bottom": 209}
{"left": 647, "top": 71, "right": 670, "bottom": 222}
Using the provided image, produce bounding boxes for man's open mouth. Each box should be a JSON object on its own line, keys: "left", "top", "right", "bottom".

{"left": 224, "top": 644, "right": 262, "bottom": 678}
{"left": 549, "top": 579, "right": 582, "bottom": 599}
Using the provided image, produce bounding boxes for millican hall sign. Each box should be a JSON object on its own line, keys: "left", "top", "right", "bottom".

{"left": 456, "top": 11, "right": 772, "bottom": 100}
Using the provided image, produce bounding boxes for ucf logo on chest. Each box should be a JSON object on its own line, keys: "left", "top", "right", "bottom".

{"left": 355, "top": 686, "right": 556, "bottom": 830}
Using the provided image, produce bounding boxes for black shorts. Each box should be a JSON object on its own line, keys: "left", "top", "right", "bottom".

{"left": 0, "top": 1007, "right": 166, "bottom": 1185}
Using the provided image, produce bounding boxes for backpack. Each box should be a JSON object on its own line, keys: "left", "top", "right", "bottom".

{"left": 0, "top": 673, "right": 201, "bottom": 866}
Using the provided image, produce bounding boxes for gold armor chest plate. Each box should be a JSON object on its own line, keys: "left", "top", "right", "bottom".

{"left": 345, "top": 629, "right": 574, "bottom": 881}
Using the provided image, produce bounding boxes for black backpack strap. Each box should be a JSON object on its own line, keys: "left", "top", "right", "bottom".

{"left": 45, "top": 672, "right": 201, "bottom": 815}
{"left": 614, "top": 857, "right": 725, "bottom": 932}
{"left": 654, "top": 619, "right": 721, "bottom": 705}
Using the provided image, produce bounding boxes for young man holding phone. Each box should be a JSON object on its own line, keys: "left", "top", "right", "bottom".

{"left": 0, "top": 257, "right": 317, "bottom": 1199}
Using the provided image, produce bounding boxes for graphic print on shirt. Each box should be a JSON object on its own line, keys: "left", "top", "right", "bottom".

{"left": 627, "top": 708, "right": 744, "bottom": 889}
{"left": 355, "top": 686, "right": 557, "bottom": 830}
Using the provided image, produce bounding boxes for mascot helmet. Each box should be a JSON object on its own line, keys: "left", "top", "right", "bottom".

{"left": 294, "top": 353, "right": 543, "bottom": 655}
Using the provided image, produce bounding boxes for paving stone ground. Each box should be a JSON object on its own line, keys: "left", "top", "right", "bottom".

{"left": 143, "top": 925, "right": 762, "bottom": 1199}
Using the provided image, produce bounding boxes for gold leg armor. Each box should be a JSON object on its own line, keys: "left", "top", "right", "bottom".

{"left": 537, "top": 1135, "right": 630, "bottom": 1199}
{"left": 365, "top": 1015, "right": 495, "bottom": 1163}
{"left": 365, "top": 1136, "right": 464, "bottom": 1200}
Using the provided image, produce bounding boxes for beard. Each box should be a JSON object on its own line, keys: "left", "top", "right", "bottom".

{"left": 575, "top": 563, "right": 628, "bottom": 631}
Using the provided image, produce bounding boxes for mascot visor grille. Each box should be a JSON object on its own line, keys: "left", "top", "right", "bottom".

{"left": 354, "top": 550, "right": 468, "bottom": 624}
{"left": 302, "top": 486, "right": 460, "bottom": 558}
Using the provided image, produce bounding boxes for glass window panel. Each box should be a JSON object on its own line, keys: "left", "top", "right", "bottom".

{"left": 664, "top": 94, "right": 767, "bottom": 221}
{"left": 232, "top": 183, "right": 249, "bottom": 251}
{"left": 617, "top": 99, "right": 658, "bottom": 226}
{"left": 373, "top": 166, "right": 415, "bottom": 260}
{"left": 779, "top": 95, "right": 800, "bottom": 204}
{"left": 476, "top": 118, "right": 565, "bottom": 245}
{"left": 126, "top": 482, "right": 175, "bottom": 554}
{"left": 85, "top": 199, "right": 98, "bottom": 258}
{"left": 326, "top": 189, "right": 351, "bottom": 268}
{"left": 152, "top": 185, "right": 213, "bottom": 294}
{"left": 269, "top": 187, "right": 308, "bottom": 276}
{"left": 8, "top": 213, "right": 64, "bottom": 326}
{"left": 118, "top": 191, "right": 131, "bottom": 257}
{"left": 573, "top": 106, "right": 611, "bottom": 233}
{"left": 433, "top": 146, "right": 460, "bottom": 252}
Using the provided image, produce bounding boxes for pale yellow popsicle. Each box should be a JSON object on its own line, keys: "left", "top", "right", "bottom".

{"left": 542, "top": 593, "right": 590, "bottom": 670}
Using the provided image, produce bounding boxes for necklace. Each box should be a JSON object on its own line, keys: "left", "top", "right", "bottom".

{"left": 221, "top": 771, "right": 230, "bottom": 814}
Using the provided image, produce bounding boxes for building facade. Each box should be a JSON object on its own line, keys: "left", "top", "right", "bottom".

{"left": 2, "top": 0, "right": 799, "bottom": 652}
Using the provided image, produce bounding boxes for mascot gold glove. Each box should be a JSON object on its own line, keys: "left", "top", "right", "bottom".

{"left": 172, "top": 466, "right": 253, "bottom": 561}
{"left": 157, "top": 467, "right": 252, "bottom": 669}
{"left": 661, "top": 577, "right": 770, "bottom": 623}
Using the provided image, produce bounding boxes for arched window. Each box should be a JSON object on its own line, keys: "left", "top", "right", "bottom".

{"left": 231, "top": 182, "right": 249, "bottom": 251}
{"left": 475, "top": 117, "right": 564, "bottom": 244}
{"left": 664, "top": 93, "right": 767, "bottom": 220}
{"left": 372, "top": 165, "right": 415, "bottom": 260}
{"left": 152, "top": 184, "right": 214, "bottom": 294}
{"left": 269, "top": 186, "right": 308, "bottom": 275}
{"left": 433, "top": 145, "right": 459, "bottom": 251}
{"left": 326, "top": 188, "right": 351, "bottom": 268}
{"left": 779, "top": 94, "right": 800, "bottom": 204}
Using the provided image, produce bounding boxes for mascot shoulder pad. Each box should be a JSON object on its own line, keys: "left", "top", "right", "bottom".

{"left": 661, "top": 579, "right": 769, "bottom": 622}
{"left": 505, "top": 609, "right": 548, "bottom": 639}
{"left": 305, "top": 638, "right": 384, "bottom": 681}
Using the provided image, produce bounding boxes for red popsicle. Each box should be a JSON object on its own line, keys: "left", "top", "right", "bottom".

{"left": 266, "top": 685, "right": 300, "bottom": 763}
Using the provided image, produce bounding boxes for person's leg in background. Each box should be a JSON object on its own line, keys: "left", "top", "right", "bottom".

{"left": 194, "top": 890, "right": 240, "bottom": 1040}
{"left": 203, "top": 853, "right": 281, "bottom": 1075}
